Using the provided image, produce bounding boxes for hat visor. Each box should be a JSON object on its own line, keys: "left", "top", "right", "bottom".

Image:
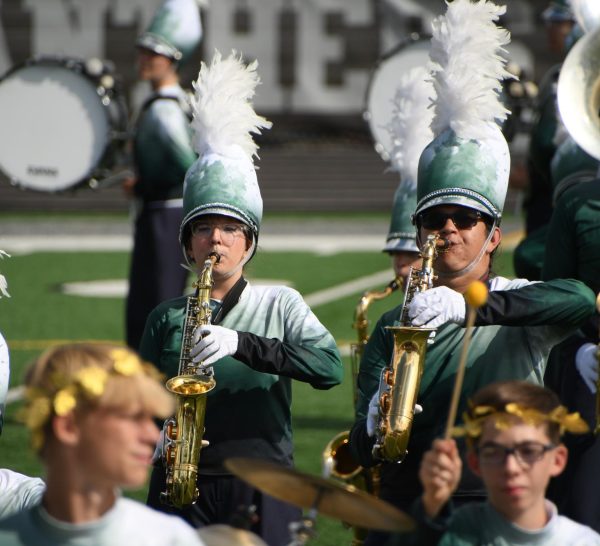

{"left": 415, "top": 194, "right": 498, "bottom": 220}
{"left": 542, "top": 7, "right": 573, "bottom": 22}
{"left": 383, "top": 237, "right": 419, "bottom": 253}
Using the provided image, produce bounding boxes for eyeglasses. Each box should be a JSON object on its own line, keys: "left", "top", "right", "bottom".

{"left": 190, "top": 223, "right": 247, "bottom": 246}
{"left": 418, "top": 209, "right": 484, "bottom": 230}
{"left": 477, "top": 442, "right": 556, "bottom": 468}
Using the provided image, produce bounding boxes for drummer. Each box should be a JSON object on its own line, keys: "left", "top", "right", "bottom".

{"left": 349, "top": 2, "right": 595, "bottom": 545}
{"left": 140, "top": 51, "right": 343, "bottom": 546}
{"left": 124, "top": 0, "right": 202, "bottom": 350}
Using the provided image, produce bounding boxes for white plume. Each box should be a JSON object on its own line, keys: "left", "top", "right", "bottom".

{"left": 386, "top": 65, "right": 435, "bottom": 188}
{"left": 190, "top": 50, "right": 272, "bottom": 160}
{"left": 429, "top": 0, "right": 511, "bottom": 141}
{"left": 0, "top": 250, "right": 10, "bottom": 298}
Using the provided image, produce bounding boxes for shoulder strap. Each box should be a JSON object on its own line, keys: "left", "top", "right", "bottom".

{"left": 212, "top": 277, "right": 248, "bottom": 325}
{"left": 140, "top": 94, "right": 193, "bottom": 122}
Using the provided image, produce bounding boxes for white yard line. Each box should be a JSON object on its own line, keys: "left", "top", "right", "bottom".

{"left": 304, "top": 269, "right": 394, "bottom": 307}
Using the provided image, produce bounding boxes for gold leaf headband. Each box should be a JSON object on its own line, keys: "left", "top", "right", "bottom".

{"left": 452, "top": 402, "right": 589, "bottom": 439}
{"left": 20, "top": 348, "right": 163, "bottom": 451}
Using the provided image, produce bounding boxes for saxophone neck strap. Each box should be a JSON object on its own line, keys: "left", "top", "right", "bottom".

{"left": 211, "top": 276, "right": 248, "bottom": 325}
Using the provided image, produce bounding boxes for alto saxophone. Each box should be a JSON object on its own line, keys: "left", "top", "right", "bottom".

{"left": 372, "top": 234, "right": 447, "bottom": 462}
{"left": 161, "top": 253, "right": 219, "bottom": 508}
{"left": 322, "top": 278, "right": 401, "bottom": 546}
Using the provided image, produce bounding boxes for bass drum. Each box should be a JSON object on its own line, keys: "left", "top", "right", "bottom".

{"left": 0, "top": 56, "right": 128, "bottom": 192}
{"left": 363, "top": 36, "right": 430, "bottom": 162}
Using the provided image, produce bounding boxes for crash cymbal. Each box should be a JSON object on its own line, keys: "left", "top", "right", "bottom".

{"left": 198, "top": 525, "right": 268, "bottom": 546}
{"left": 225, "top": 457, "right": 414, "bottom": 532}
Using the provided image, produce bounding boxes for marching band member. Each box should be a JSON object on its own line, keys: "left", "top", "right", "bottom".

{"left": 380, "top": 66, "right": 433, "bottom": 284}
{"left": 349, "top": 2, "right": 595, "bottom": 545}
{"left": 0, "top": 342, "right": 203, "bottom": 545}
{"left": 512, "top": 0, "right": 577, "bottom": 280}
{"left": 540, "top": 18, "right": 600, "bottom": 527}
{"left": 0, "top": 252, "right": 45, "bottom": 518}
{"left": 125, "top": 0, "right": 204, "bottom": 350}
{"left": 413, "top": 381, "right": 600, "bottom": 545}
{"left": 140, "top": 52, "right": 343, "bottom": 546}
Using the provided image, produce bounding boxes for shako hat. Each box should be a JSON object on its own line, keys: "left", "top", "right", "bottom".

{"left": 136, "top": 0, "right": 205, "bottom": 63}
{"left": 415, "top": 0, "right": 512, "bottom": 223}
{"left": 383, "top": 66, "right": 435, "bottom": 253}
{"left": 180, "top": 51, "right": 271, "bottom": 264}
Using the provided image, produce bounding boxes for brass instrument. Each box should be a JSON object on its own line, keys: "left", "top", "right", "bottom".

{"left": 557, "top": 26, "right": 600, "bottom": 161}
{"left": 372, "top": 234, "right": 446, "bottom": 462}
{"left": 322, "top": 278, "right": 401, "bottom": 546}
{"left": 161, "top": 253, "right": 219, "bottom": 508}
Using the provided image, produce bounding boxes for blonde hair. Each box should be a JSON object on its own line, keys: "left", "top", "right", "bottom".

{"left": 22, "top": 342, "right": 174, "bottom": 451}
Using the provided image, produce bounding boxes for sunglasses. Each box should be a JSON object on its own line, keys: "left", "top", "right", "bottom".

{"left": 418, "top": 209, "right": 484, "bottom": 230}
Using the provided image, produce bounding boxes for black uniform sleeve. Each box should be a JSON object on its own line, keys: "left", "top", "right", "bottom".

{"left": 475, "top": 279, "right": 595, "bottom": 327}
{"left": 234, "top": 331, "right": 343, "bottom": 390}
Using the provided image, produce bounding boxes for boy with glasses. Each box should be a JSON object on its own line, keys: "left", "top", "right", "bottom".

{"left": 410, "top": 380, "right": 600, "bottom": 545}
{"left": 349, "top": 2, "right": 595, "bottom": 545}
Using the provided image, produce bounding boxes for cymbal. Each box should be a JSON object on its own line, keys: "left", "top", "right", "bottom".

{"left": 225, "top": 457, "right": 415, "bottom": 532}
{"left": 198, "top": 525, "right": 268, "bottom": 546}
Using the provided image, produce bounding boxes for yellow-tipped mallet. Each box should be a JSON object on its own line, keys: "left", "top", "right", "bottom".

{"left": 444, "top": 280, "right": 489, "bottom": 438}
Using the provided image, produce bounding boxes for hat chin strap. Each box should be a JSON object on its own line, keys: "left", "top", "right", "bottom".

{"left": 421, "top": 218, "right": 498, "bottom": 280}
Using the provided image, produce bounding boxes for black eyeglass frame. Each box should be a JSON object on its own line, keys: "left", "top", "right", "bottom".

{"left": 476, "top": 441, "right": 557, "bottom": 467}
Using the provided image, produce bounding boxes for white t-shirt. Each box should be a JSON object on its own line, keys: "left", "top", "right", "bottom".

{"left": 0, "top": 496, "right": 204, "bottom": 545}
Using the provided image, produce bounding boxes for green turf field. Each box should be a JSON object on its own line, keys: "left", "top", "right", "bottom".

{"left": 0, "top": 241, "right": 515, "bottom": 545}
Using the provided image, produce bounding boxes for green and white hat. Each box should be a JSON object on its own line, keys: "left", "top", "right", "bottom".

{"left": 542, "top": 0, "right": 575, "bottom": 23}
{"left": 551, "top": 135, "right": 599, "bottom": 202}
{"left": 415, "top": 0, "right": 512, "bottom": 223}
{"left": 383, "top": 66, "right": 434, "bottom": 253}
{"left": 180, "top": 51, "right": 271, "bottom": 265}
{"left": 136, "top": 0, "right": 204, "bottom": 63}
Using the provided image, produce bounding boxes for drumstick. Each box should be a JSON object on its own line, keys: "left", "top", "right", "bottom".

{"left": 444, "top": 281, "right": 489, "bottom": 439}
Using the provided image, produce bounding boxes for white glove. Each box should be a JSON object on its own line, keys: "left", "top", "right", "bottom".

{"left": 191, "top": 325, "right": 239, "bottom": 369}
{"left": 366, "top": 392, "right": 379, "bottom": 437}
{"left": 366, "top": 393, "right": 423, "bottom": 437}
{"left": 152, "top": 427, "right": 210, "bottom": 464}
{"left": 576, "top": 343, "right": 599, "bottom": 394}
{"left": 408, "top": 286, "right": 466, "bottom": 329}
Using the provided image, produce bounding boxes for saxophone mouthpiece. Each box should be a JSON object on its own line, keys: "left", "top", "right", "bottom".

{"left": 208, "top": 252, "right": 221, "bottom": 264}
{"left": 437, "top": 238, "right": 451, "bottom": 253}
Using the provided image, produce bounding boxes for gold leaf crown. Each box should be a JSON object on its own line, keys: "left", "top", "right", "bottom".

{"left": 452, "top": 402, "right": 589, "bottom": 439}
{"left": 19, "top": 348, "right": 163, "bottom": 451}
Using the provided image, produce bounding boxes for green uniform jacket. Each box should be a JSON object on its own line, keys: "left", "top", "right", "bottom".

{"left": 542, "top": 180, "right": 600, "bottom": 295}
{"left": 350, "top": 277, "right": 595, "bottom": 505}
{"left": 133, "top": 85, "right": 196, "bottom": 202}
{"left": 140, "top": 283, "right": 343, "bottom": 472}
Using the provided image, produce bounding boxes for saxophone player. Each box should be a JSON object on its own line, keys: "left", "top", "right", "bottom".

{"left": 349, "top": 2, "right": 596, "bottom": 545}
{"left": 140, "top": 52, "right": 343, "bottom": 546}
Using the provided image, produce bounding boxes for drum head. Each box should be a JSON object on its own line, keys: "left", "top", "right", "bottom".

{"left": 364, "top": 39, "right": 430, "bottom": 162}
{"left": 0, "top": 60, "right": 111, "bottom": 192}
